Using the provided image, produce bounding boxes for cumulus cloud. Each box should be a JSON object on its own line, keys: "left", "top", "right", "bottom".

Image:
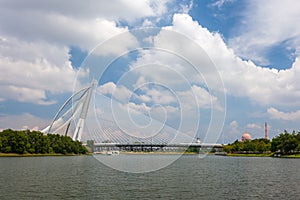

{"left": 96, "top": 79, "right": 221, "bottom": 131}
{"left": 0, "top": 85, "right": 56, "bottom": 105}
{"left": 130, "top": 50, "right": 199, "bottom": 88}
{"left": 178, "top": 85, "right": 221, "bottom": 111}
{"left": 230, "top": 120, "right": 238, "bottom": 128}
{"left": 228, "top": 0, "right": 300, "bottom": 65}
{"left": 229, "top": 120, "right": 239, "bottom": 134}
{"left": 1, "top": 0, "right": 156, "bottom": 21}
{"left": 0, "top": 113, "right": 49, "bottom": 130}
{"left": 134, "top": 76, "right": 147, "bottom": 89}
{"left": 0, "top": 0, "right": 176, "bottom": 51}
{"left": 97, "top": 82, "right": 132, "bottom": 103}
{"left": 0, "top": 38, "right": 88, "bottom": 104}
{"left": 166, "top": 13, "right": 300, "bottom": 107}
{"left": 143, "top": 88, "right": 177, "bottom": 105}
{"left": 267, "top": 107, "right": 300, "bottom": 121}
{"left": 0, "top": 0, "right": 173, "bottom": 105}
{"left": 246, "top": 123, "right": 262, "bottom": 129}
{"left": 0, "top": 12, "right": 140, "bottom": 108}
{"left": 0, "top": 8, "right": 129, "bottom": 51}
{"left": 126, "top": 102, "right": 151, "bottom": 114}
{"left": 97, "top": 81, "right": 177, "bottom": 110}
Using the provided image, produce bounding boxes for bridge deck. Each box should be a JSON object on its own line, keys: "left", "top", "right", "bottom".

{"left": 91, "top": 143, "right": 223, "bottom": 153}
{"left": 92, "top": 143, "right": 223, "bottom": 149}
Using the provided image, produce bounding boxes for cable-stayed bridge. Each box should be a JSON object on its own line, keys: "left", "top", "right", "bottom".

{"left": 41, "top": 82, "right": 223, "bottom": 151}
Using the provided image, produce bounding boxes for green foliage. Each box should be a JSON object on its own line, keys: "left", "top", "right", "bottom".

{"left": 224, "top": 130, "right": 300, "bottom": 155}
{"left": 0, "top": 129, "right": 87, "bottom": 155}
{"left": 223, "top": 138, "right": 271, "bottom": 154}
{"left": 270, "top": 130, "right": 300, "bottom": 155}
{"left": 185, "top": 146, "right": 199, "bottom": 153}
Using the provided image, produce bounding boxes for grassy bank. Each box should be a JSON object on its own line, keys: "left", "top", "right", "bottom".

{"left": 226, "top": 153, "right": 273, "bottom": 157}
{"left": 0, "top": 153, "right": 88, "bottom": 157}
{"left": 277, "top": 154, "right": 300, "bottom": 159}
{"left": 226, "top": 153, "right": 300, "bottom": 158}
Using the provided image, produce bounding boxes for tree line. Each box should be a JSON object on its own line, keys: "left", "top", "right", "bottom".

{"left": 0, "top": 129, "right": 87, "bottom": 155}
{"left": 223, "top": 130, "right": 300, "bottom": 155}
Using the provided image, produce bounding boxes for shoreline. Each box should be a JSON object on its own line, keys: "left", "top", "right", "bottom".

{"left": 119, "top": 151, "right": 199, "bottom": 155}
{"left": 1, "top": 152, "right": 299, "bottom": 158}
{"left": 0, "top": 152, "right": 199, "bottom": 157}
{"left": 0, "top": 153, "right": 89, "bottom": 157}
{"left": 225, "top": 153, "right": 300, "bottom": 158}
{"left": 226, "top": 153, "right": 273, "bottom": 157}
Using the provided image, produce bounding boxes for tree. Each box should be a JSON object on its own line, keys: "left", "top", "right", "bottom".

{"left": 223, "top": 138, "right": 271, "bottom": 153}
{"left": 271, "top": 130, "right": 300, "bottom": 154}
{"left": 0, "top": 129, "right": 87, "bottom": 155}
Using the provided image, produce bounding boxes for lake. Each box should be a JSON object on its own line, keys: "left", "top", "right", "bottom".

{"left": 0, "top": 155, "right": 299, "bottom": 199}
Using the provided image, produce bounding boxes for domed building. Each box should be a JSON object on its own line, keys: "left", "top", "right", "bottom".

{"left": 241, "top": 132, "right": 252, "bottom": 142}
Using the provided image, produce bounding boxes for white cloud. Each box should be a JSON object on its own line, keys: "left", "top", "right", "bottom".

{"left": 97, "top": 81, "right": 177, "bottom": 108}
{"left": 229, "top": 120, "right": 239, "bottom": 134}
{"left": 228, "top": 0, "right": 300, "bottom": 65}
{"left": 141, "top": 19, "right": 155, "bottom": 28}
{"left": 0, "top": 7, "right": 130, "bottom": 52}
{"left": 180, "top": 0, "right": 194, "bottom": 13}
{"left": 210, "top": 0, "right": 236, "bottom": 9}
{"left": 0, "top": 85, "right": 56, "bottom": 105}
{"left": 0, "top": 0, "right": 172, "bottom": 105}
{"left": 130, "top": 50, "right": 197, "bottom": 88}
{"left": 167, "top": 13, "right": 300, "bottom": 107}
{"left": 114, "top": 11, "right": 300, "bottom": 134}
{"left": 21, "top": 125, "right": 39, "bottom": 131}
{"left": 230, "top": 120, "right": 238, "bottom": 128}
{"left": 178, "top": 85, "right": 221, "bottom": 110}
{"left": 160, "top": 105, "right": 178, "bottom": 113}
{"left": 0, "top": 113, "right": 49, "bottom": 130}
{"left": 97, "top": 82, "right": 117, "bottom": 94}
{"left": 97, "top": 82, "right": 132, "bottom": 103}
{"left": 97, "top": 81, "right": 197, "bottom": 127}
{"left": 145, "top": 88, "right": 177, "bottom": 105}
{"left": 1, "top": 13, "right": 132, "bottom": 54}
{"left": 137, "top": 94, "right": 152, "bottom": 103}
{"left": 246, "top": 123, "right": 262, "bottom": 129}
{"left": 0, "top": 0, "right": 171, "bottom": 30}
{"left": 126, "top": 102, "right": 151, "bottom": 114}
{"left": 0, "top": 38, "right": 88, "bottom": 104}
{"left": 134, "top": 76, "right": 147, "bottom": 88}
{"left": 267, "top": 107, "right": 300, "bottom": 121}
{"left": 191, "top": 85, "right": 221, "bottom": 110}
{"left": 0, "top": 0, "right": 174, "bottom": 52}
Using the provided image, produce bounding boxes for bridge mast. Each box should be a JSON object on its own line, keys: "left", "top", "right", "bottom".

{"left": 73, "top": 81, "right": 95, "bottom": 141}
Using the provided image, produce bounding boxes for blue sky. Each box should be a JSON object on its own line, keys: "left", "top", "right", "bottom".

{"left": 0, "top": 0, "right": 300, "bottom": 143}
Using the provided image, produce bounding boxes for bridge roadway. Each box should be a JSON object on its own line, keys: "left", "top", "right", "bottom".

{"left": 92, "top": 142, "right": 223, "bottom": 152}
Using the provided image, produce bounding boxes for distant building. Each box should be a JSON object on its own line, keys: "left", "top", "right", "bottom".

{"left": 241, "top": 132, "right": 252, "bottom": 142}
{"left": 265, "top": 122, "right": 269, "bottom": 140}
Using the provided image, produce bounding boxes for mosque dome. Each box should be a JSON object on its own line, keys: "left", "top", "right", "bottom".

{"left": 241, "top": 132, "right": 252, "bottom": 141}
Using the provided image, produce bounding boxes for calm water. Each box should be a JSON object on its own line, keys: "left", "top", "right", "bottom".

{"left": 0, "top": 155, "right": 299, "bottom": 200}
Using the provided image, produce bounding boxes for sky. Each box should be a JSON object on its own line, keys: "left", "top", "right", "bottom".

{"left": 1, "top": 0, "right": 300, "bottom": 143}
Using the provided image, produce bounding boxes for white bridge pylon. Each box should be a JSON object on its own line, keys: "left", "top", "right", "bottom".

{"left": 41, "top": 81, "right": 96, "bottom": 141}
